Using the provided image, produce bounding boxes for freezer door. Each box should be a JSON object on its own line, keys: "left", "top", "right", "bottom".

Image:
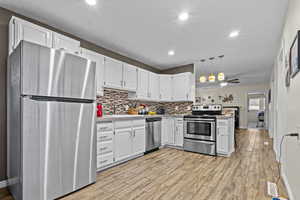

{"left": 20, "top": 41, "right": 96, "bottom": 100}
{"left": 22, "top": 98, "right": 96, "bottom": 200}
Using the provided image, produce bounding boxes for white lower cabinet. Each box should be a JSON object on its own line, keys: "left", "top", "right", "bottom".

{"left": 115, "top": 128, "right": 132, "bottom": 162}
{"left": 161, "top": 118, "right": 170, "bottom": 145}
{"left": 97, "top": 119, "right": 146, "bottom": 171}
{"left": 217, "top": 118, "right": 235, "bottom": 156}
{"left": 132, "top": 127, "right": 146, "bottom": 155}
{"left": 161, "top": 117, "right": 183, "bottom": 147}
{"left": 97, "top": 153, "right": 114, "bottom": 169}
{"left": 174, "top": 119, "right": 184, "bottom": 147}
{"left": 115, "top": 125, "right": 146, "bottom": 161}
{"left": 96, "top": 122, "right": 114, "bottom": 169}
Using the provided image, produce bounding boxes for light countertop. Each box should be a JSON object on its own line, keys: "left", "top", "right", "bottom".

{"left": 96, "top": 114, "right": 186, "bottom": 122}
{"left": 96, "top": 114, "right": 233, "bottom": 122}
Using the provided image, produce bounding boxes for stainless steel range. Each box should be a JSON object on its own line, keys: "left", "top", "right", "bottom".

{"left": 183, "top": 105, "right": 222, "bottom": 156}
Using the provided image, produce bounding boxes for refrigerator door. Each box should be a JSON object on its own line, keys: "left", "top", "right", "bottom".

{"left": 20, "top": 41, "right": 96, "bottom": 100}
{"left": 22, "top": 97, "right": 96, "bottom": 200}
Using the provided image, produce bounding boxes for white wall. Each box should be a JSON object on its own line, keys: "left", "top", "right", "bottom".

{"left": 270, "top": 0, "right": 300, "bottom": 199}
{"left": 247, "top": 95, "right": 266, "bottom": 125}
{"left": 196, "top": 83, "right": 269, "bottom": 129}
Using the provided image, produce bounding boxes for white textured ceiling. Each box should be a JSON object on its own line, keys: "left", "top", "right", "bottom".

{"left": 0, "top": 0, "right": 288, "bottom": 84}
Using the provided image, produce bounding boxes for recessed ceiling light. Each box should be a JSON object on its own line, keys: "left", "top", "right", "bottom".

{"left": 178, "top": 12, "right": 189, "bottom": 21}
{"left": 85, "top": 0, "right": 97, "bottom": 6}
{"left": 168, "top": 50, "right": 175, "bottom": 56}
{"left": 229, "top": 30, "right": 240, "bottom": 38}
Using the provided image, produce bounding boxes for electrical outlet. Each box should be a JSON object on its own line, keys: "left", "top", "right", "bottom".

{"left": 175, "top": 106, "right": 179, "bottom": 111}
{"left": 187, "top": 106, "right": 191, "bottom": 110}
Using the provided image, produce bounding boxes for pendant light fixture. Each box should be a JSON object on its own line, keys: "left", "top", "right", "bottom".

{"left": 218, "top": 72, "right": 225, "bottom": 81}
{"left": 199, "top": 76, "right": 207, "bottom": 83}
{"left": 208, "top": 73, "right": 216, "bottom": 82}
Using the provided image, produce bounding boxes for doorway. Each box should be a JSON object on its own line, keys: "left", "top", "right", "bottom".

{"left": 247, "top": 93, "right": 266, "bottom": 129}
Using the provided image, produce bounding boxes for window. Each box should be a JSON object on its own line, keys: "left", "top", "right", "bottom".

{"left": 248, "top": 97, "right": 265, "bottom": 111}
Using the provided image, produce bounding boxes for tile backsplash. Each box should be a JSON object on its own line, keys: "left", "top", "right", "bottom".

{"left": 97, "top": 88, "right": 193, "bottom": 115}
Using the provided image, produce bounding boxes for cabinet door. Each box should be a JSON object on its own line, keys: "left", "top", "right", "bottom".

{"left": 167, "top": 119, "right": 175, "bottom": 145}
{"left": 123, "top": 64, "right": 137, "bottom": 91}
{"left": 9, "top": 18, "right": 15, "bottom": 54}
{"left": 229, "top": 118, "right": 235, "bottom": 153}
{"left": 188, "top": 73, "right": 195, "bottom": 102}
{"left": 104, "top": 57, "right": 123, "bottom": 89}
{"left": 175, "top": 120, "right": 184, "bottom": 147}
{"left": 137, "top": 69, "right": 149, "bottom": 99}
{"left": 13, "top": 17, "right": 52, "bottom": 50}
{"left": 81, "top": 48, "right": 105, "bottom": 96}
{"left": 52, "top": 32, "right": 80, "bottom": 54}
{"left": 132, "top": 127, "right": 146, "bottom": 155}
{"left": 115, "top": 128, "right": 132, "bottom": 161}
{"left": 161, "top": 118, "right": 169, "bottom": 145}
{"left": 159, "top": 75, "right": 172, "bottom": 101}
{"left": 149, "top": 72, "right": 160, "bottom": 101}
{"left": 217, "top": 126, "right": 229, "bottom": 154}
{"left": 172, "top": 73, "right": 189, "bottom": 101}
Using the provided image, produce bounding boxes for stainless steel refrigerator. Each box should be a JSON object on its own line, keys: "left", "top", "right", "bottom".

{"left": 7, "top": 41, "right": 97, "bottom": 200}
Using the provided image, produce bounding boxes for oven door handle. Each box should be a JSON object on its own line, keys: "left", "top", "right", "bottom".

{"left": 184, "top": 139, "right": 215, "bottom": 145}
{"left": 185, "top": 120, "right": 215, "bottom": 124}
{"left": 184, "top": 118, "right": 215, "bottom": 122}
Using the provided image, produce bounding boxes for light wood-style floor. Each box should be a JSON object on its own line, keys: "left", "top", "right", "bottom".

{"left": 0, "top": 129, "right": 288, "bottom": 200}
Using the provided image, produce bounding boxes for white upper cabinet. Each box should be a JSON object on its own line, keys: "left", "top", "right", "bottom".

{"left": 81, "top": 48, "right": 105, "bottom": 96}
{"left": 123, "top": 64, "right": 137, "bottom": 92}
{"left": 9, "top": 16, "right": 81, "bottom": 56}
{"left": 172, "top": 73, "right": 191, "bottom": 101}
{"left": 52, "top": 32, "right": 80, "bottom": 54}
{"left": 159, "top": 75, "right": 172, "bottom": 101}
{"left": 103, "top": 57, "right": 124, "bottom": 89}
{"left": 10, "top": 17, "right": 52, "bottom": 54}
{"left": 137, "top": 69, "right": 149, "bottom": 99}
{"left": 148, "top": 72, "right": 160, "bottom": 101}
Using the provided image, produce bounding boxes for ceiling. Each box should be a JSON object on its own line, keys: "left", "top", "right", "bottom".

{"left": 0, "top": 0, "right": 288, "bottom": 84}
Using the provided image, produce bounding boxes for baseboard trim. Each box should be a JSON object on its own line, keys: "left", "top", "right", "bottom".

{"left": 239, "top": 126, "right": 248, "bottom": 129}
{"left": 0, "top": 180, "right": 7, "bottom": 189}
{"left": 281, "top": 170, "right": 295, "bottom": 200}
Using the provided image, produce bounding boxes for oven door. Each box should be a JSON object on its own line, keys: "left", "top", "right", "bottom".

{"left": 184, "top": 118, "right": 216, "bottom": 141}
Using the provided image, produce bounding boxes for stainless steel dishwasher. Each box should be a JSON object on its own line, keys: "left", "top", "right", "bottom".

{"left": 145, "top": 117, "right": 162, "bottom": 152}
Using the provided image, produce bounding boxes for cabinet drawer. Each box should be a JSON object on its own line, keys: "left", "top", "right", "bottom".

{"left": 97, "top": 153, "right": 113, "bottom": 168}
{"left": 97, "top": 122, "right": 113, "bottom": 132}
{"left": 115, "top": 120, "right": 132, "bottom": 129}
{"left": 97, "top": 140, "right": 113, "bottom": 155}
{"left": 132, "top": 119, "right": 145, "bottom": 127}
{"left": 175, "top": 119, "right": 183, "bottom": 124}
{"left": 217, "top": 120, "right": 228, "bottom": 127}
{"left": 97, "top": 131, "right": 113, "bottom": 142}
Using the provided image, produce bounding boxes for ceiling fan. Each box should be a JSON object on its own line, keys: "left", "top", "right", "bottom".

{"left": 225, "top": 78, "right": 240, "bottom": 84}
{"left": 220, "top": 77, "right": 240, "bottom": 87}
